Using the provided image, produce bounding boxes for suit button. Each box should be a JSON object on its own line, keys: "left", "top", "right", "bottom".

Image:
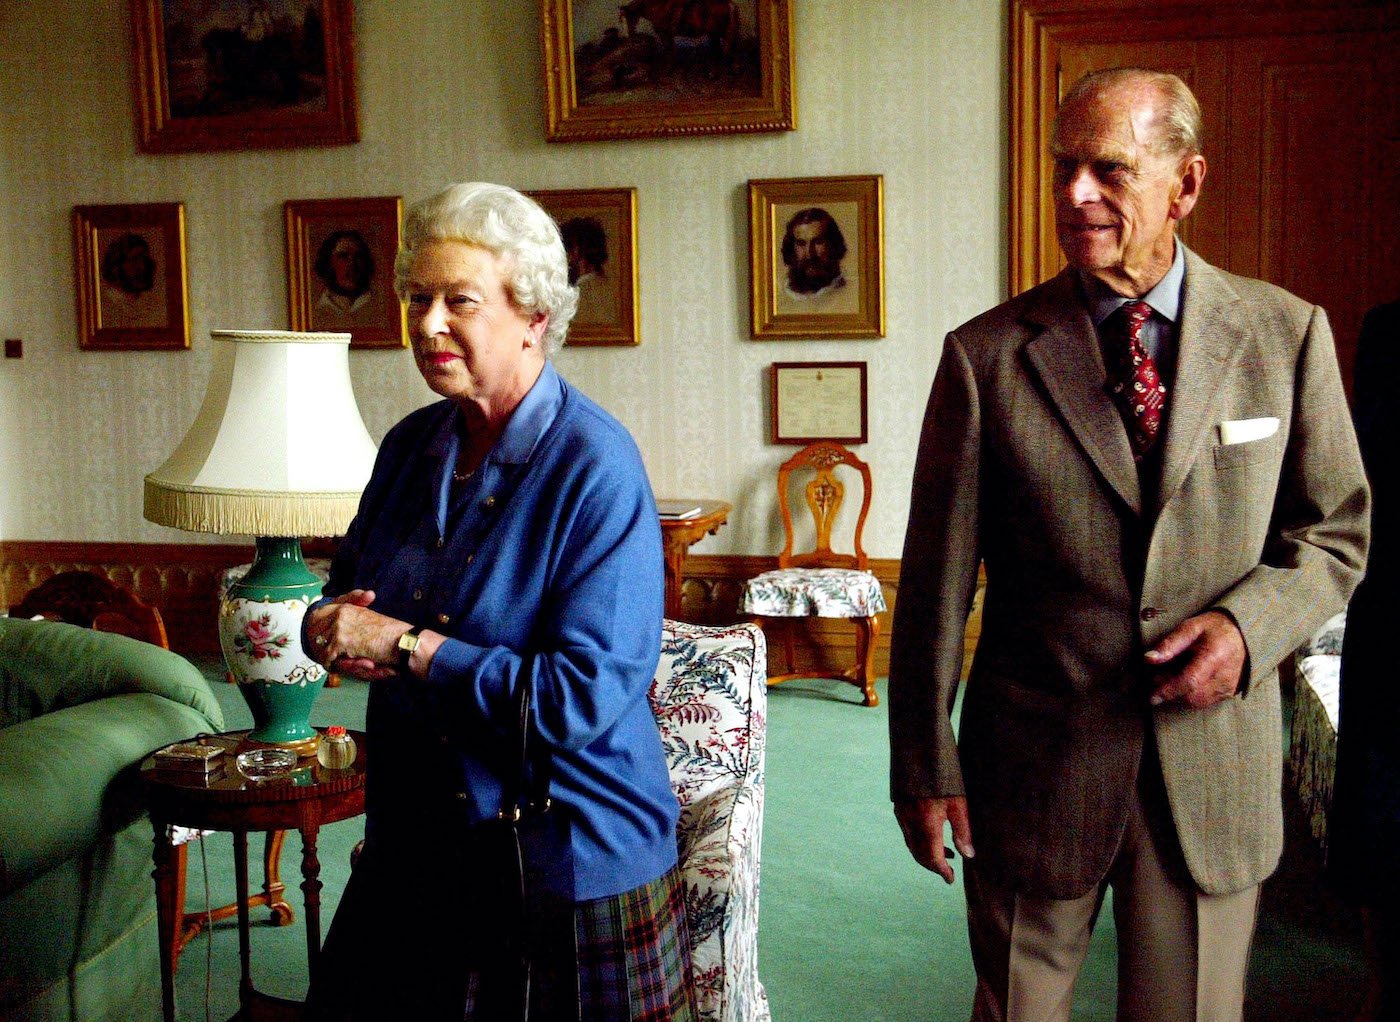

{"left": 413, "top": 589, "right": 424, "bottom": 601}
{"left": 1140, "top": 607, "right": 1159, "bottom": 621}
{"left": 436, "top": 613, "right": 450, "bottom": 625}
{"left": 436, "top": 537, "right": 445, "bottom": 549}
{"left": 482, "top": 496, "right": 496, "bottom": 509}
{"left": 455, "top": 791, "right": 467, "bottom": 800}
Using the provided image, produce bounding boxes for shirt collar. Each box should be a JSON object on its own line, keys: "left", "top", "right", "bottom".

{"left": 1081, "top": 240, "right": 1186, "bottom": 327}
{"left": 423, "top": 360, "right": 565, "bottom": 467}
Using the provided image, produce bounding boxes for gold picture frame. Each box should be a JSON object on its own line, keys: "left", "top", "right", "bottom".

{"left": 527, "top": 188, "right": 640, "bottom": 347}
{"left": 540, "top": 0, "right": 795, "bottom": 142}
{"left": 131, "top": 0, "right": 359, "bottom": 154}
{"left": 72, "top": 202, "right": 190, "bottom": 352}
{"left": 771, "top": 361, "right": 868, "bottom": 444}
{"left": 749, "top": 175, "right": 885, "bottom": 340}
{"left": 285, "top": 196, "right": 406, "bottom": 350}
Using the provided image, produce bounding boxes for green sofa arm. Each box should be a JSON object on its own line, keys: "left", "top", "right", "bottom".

{"left": 0, "top": 618, "right": 224, "bottom": 893}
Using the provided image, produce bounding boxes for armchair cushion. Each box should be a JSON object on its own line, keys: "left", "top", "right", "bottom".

{"left": 740, "top": 567, "right": 887, "bottom": 618}
{"left": 650, "top": 619, "right": 770, "bottom": 1022}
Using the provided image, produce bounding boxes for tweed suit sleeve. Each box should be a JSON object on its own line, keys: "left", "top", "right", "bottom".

{"left": 889, "top": 332, "right": 981, "bottom": 801}
{"left": 1212, "top": 304, "right": 1370, "bottom": 688}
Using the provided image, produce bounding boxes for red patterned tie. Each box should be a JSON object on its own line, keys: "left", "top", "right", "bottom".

{"left": 1109, "top": 299, "right": 1167, "bottom": 461}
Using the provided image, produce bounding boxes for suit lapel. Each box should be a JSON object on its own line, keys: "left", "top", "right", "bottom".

{"left": 1155, "top": 250, "right": 1247, "bottom": 514}
{"left": 1022, "top": 270, "right": 1143, "bottom": 516}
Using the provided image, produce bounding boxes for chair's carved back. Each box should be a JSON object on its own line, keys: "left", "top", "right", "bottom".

{"left": 776, "top": 441, "right": 872, "bottom": 571}
{"left": 12, "top": 569, "right": 169, "bottom": 649}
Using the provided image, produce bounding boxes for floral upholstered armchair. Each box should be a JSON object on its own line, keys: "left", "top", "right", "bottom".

{"left": 650, "top": 620, "right": 770, "bottom": 1022}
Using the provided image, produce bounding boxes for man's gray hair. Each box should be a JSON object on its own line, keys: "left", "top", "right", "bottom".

{"left": 395, "top": 182, "right": 578, "bottom": 355}
{"left": 1056, "top": 67, "right": 1203, "bottom": 159}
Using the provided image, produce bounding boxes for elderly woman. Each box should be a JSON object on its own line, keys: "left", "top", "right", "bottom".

{"left": 305, "top": 182, "right": 692, "bottom": 1020}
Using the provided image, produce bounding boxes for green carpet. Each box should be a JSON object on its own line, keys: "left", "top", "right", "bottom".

{"left": 172, "top": 669, "right": 1365, "bottom": 1021}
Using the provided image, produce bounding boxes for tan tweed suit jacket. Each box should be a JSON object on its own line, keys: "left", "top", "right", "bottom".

{"left": 889, "top": 248, "right": 1370, "bottom": 899}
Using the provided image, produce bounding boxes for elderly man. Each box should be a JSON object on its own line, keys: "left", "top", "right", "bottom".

{"left": 889, "top": 68, "right": 1370, "bottom": 1021}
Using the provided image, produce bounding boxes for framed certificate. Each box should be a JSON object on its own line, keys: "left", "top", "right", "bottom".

{"left": 770, "top": 361, "right": 868, "bottom": 445}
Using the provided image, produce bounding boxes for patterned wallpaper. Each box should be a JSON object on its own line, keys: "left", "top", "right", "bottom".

{"left": 0, "top": 0, "right": 1006, "bottom": 558}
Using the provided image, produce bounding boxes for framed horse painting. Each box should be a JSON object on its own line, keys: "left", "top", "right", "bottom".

{"left": 540, "top": 0, "right": 795, "bottom": 141}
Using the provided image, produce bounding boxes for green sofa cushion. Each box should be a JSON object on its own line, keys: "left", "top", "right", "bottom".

{"left": 0, "top": 618, "right": 225, "bottom": 894}
{"left": 0, "top": 617, "right": 221, "bottom": 728}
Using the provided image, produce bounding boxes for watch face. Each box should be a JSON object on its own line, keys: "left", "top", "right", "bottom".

{"left": 399, "top": 631, "right": 419, "bottom": 652}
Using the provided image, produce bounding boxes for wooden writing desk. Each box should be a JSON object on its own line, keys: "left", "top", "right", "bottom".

{"left": 659, "top": 499, "right": 731, "bottom": 619}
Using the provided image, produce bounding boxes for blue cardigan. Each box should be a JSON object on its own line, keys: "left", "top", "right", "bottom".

{"left": 326, "top": 363, "right": 675, "bottom": 901}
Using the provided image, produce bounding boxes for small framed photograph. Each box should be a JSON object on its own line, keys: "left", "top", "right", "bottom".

{"left": 771, "top": 361, "right": 868, "bottom": 445}
{"left": 130, "top": 0, "right": 359, "bottom": 154}
{"left": 527, "top": 187, "right": 640, "bottom": 347}
{"left": 749, "top": 175, "right": 885, "bottom": 340}
{"left": 540, "top": 0, "right": 795, "bottom": 142}
{"left": 72, "top": 202, "right": 190, "bottom": 351}
{"left": 284, "top": 196, "right": 406, "bottom": 350}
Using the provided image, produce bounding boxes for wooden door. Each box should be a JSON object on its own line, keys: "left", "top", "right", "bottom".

{"left": 1012, "top": 0, "right": 1400, "bottom": 393}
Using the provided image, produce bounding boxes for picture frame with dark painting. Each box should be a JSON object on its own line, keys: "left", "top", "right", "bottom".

{"left": 131, "top": 0, "right": 359, "bottom": 153}
{"left": 526, "top": 187, "right": 640, "bottom": 347}
{"left": 541, "top": 0, "right": 795, "bottom": 142}
{"left": 73, "top": 202, "right": 190, "bottom": 351}
{"left": 749, "top": 175, "right": 885, "bottom": 340}
{"left": 285, "top": 196, "right": 406, "bottom": 350}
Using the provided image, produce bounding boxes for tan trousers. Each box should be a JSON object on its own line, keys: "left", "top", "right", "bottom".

{"left": 963, "top": 755, "right": 1261, "bottom": 1022}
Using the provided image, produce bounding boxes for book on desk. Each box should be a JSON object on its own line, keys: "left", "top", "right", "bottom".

{"left": 657, "top": 501, "right": 704, "bottom": 520}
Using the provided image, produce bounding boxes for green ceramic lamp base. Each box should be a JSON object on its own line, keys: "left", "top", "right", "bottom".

{"left": 218, "top": 536, "right": 328, "bottom": 755}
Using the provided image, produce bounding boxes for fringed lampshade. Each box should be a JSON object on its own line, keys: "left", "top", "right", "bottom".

{"left": 144, "top": 330, "right": 376, "bottom": 535}
{"left": 145, "top": 330, "right": 378, "bottom": 754}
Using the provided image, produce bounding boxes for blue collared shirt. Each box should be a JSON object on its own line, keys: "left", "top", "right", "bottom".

{"left": 326, "top": 362, "right": 675, "bottom": 901}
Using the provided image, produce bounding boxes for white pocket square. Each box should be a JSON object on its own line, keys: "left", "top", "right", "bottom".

{"left": 1219, "top": 417, "right": 1279, "bottom": 445}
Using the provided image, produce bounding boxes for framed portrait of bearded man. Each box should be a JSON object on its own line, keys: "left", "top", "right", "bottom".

{"left": 748, "top": 175, "right": 885, "bottom": 339}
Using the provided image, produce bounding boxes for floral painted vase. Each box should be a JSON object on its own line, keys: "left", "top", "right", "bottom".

{"left": 218, "top": 536, "right": 327, "bottom": 753}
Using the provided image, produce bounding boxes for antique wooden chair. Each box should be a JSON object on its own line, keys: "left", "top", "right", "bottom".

{"left": 12, "top": 570, "right": 291, "bottom": 969}
{"left": 739, "top": 442, "right": 886, "bottom": 706}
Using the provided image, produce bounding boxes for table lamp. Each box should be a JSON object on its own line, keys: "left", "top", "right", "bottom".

{"left": 144, "top": 330, "right": 378, "bottom": 754}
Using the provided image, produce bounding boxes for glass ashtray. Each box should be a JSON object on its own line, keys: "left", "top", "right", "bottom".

{"left": 235, "top": 747, "right": 298, "bottom": 780}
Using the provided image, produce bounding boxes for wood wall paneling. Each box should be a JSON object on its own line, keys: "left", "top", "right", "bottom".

{"left": 2, "top": 543, "right": 987, "bottom": 683}
{"left": 1012, "top": 0, "right": 1400, "bottom": 395}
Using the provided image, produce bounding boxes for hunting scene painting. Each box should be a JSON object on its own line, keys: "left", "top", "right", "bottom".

{"left": 574, "top": 0, "right": 761, "bottom": 107}
{"left": 541, "top": 0, "right": 793, "bottom": 141}
{"left": 132, "top": 0, "right": 358, "bottom": 152}
{"left": 160, "top": 0, "right": 331, "bottom": 120}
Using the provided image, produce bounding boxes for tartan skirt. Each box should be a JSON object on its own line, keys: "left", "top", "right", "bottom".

{"left": 464, "top": 864, "right": 697, "bottom": 1022}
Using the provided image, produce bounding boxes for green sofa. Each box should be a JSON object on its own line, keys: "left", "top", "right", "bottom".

{"left": 0, "top": 617, "right": 223, "bottom": 1021}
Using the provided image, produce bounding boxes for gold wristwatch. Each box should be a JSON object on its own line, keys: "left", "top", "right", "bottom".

{"left": 396, "top": 626, "right": 423, "bottom": 670}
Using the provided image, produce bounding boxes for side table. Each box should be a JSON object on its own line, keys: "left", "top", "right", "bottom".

{"left": 659, "top": 499, "right": 731, "bottom": 619}
{"left": 141, "top": 731, "right": 367, "bottom": 1022}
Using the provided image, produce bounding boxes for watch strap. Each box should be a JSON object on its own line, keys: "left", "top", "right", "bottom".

{"left": 397, "top": 626, "right": 423, "bottom": 671}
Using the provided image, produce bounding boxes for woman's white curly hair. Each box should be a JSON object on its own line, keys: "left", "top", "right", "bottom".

{"left": 395, "top": 182, "right": 578, "bottom": 355}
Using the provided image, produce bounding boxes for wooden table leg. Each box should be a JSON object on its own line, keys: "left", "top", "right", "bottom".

{"left": 233, "top": 830, "right": 254, "bottom": 1010}
{"left": 300, "top": 823, "right": 324, "bottom": 992}
{"left": 151, "top": 819, "right": 178, "bottom": 1022}
{"left": 262, "top": 829, "right": 293, "bottom": 923}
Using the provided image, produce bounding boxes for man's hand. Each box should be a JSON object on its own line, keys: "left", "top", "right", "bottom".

{"left": 894, "top": 796, "right": 974, "bottom": 884}
{"left": 1145, "top": 610, "right": 1246, "bottom": 709}
{"left": 304, "top": 589, "right": 404, "bottom": 682}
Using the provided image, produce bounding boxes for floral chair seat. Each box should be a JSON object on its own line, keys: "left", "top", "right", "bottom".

{"left": 650, "top": 619, "right": 770, "bottom": 1022}
{"left": 1288, "top": 610, "right": 1346, "bottom": 853}
{"left": 739, "top": 567, "right": 887, "bottom": 618}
